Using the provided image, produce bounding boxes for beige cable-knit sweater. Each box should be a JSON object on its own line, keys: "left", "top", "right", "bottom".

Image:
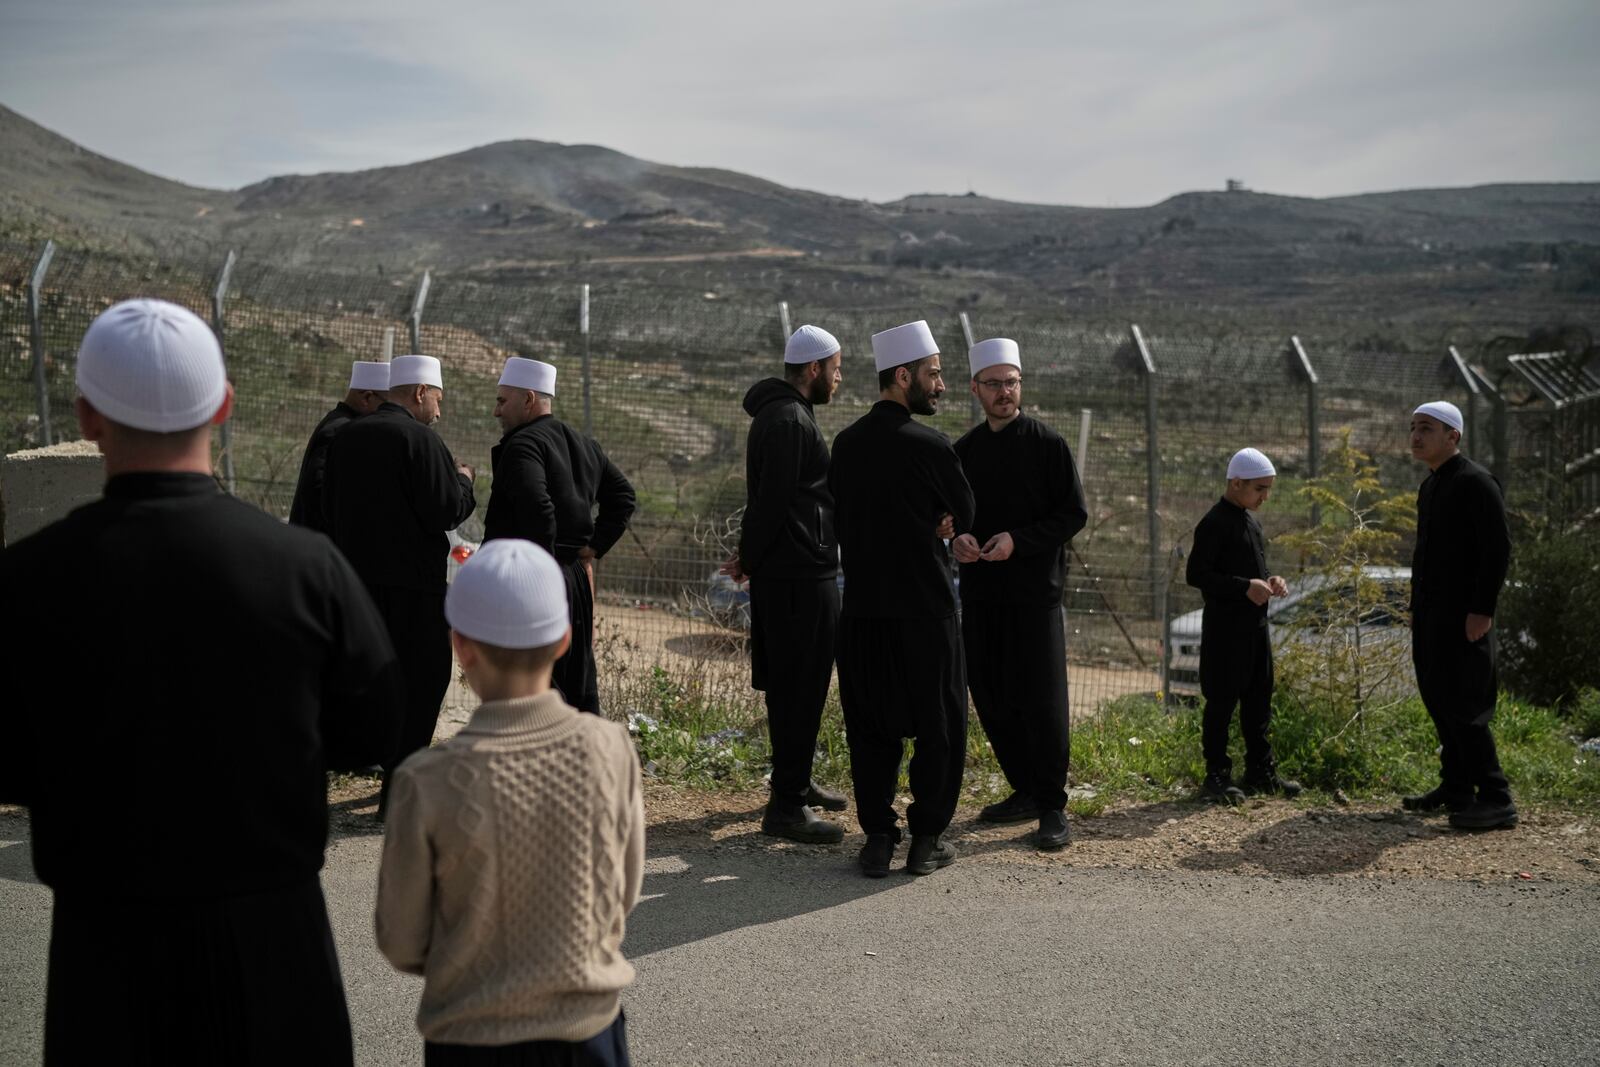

{"left": 375, "top": 690, "right": 645, "bottom": 1046}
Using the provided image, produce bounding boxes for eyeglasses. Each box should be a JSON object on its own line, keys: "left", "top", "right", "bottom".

{"left": 976, "top": 376, "right": 1022, "bottom": 392}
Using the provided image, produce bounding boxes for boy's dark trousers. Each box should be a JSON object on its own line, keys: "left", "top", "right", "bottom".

{"left": 1199, "top": 620, "right": 1274, "bottom": 776}
{"left": 1412, "top": 606, "right": 1511, "bottom": 804}
{"left": 424, "top": 1010, "right": 630, "bottom": 1066}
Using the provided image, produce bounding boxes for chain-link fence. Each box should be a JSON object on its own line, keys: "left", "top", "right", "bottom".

{"left": 4, "top": 238, "right": 1593, "bottom": 721}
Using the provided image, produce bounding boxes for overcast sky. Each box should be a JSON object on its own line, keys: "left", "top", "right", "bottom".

{"left": 2, "top": 0, "right": 1596, "bottom": 206}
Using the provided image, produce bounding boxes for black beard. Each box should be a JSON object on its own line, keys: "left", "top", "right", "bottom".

{"left": 907, "top": 377, "right": 938, "bottom": 416}
{"left": 807, "top": 375, "right": 832, "bottom": 405}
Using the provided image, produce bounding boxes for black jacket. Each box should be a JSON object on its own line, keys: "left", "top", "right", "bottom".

{"left": 829, "top": 400, "right": 975, "bottom": 619}
{"left": 1412, "top": 454, "right": 1511, "bottom": 617}
{"left": 738, "top": 378, "right": 837, "bottom": 579}
{"left": 483, "top": 414, "right": 635, "bottom": 562}
{"left": 954, "top": 413, "right": 1088, "bottom": 607}
{"left": 0, "top": 473, "right": 402, "bottom": 898}
{"left": 322, "top": 402, "right": 476, "bottom": 594}
{"left": 287, "top": 401, "right": 358, "bottom": 533}
{"left": 1186, "top": 496, "right": 1270, "bottom": 630}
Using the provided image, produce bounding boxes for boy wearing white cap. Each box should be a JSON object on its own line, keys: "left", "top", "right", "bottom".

{"left": 1, "top": 299, "right": 403, "bottom": 1063}
{"left": 324, "top": 353, "right": 478, "bottom": 815}
{"left": 377, "top": 539, "right": 644, "bottom": 1065}
{"left": 1405, "top": 401, "right": 1515, "bottom": 830}
{"left": 483, "top": 356, "right": 636, "bottom": 715}
{"left": 725, "top": 324, "right": 849, "bottom": 843}
{"left": 951, "top": 338, "right": 1088, "bottom": 850}
{"left": 1185, "top": 448, "right": 1300, "bottom": 802}
{"left": 829, "top": 320, "right": 976, "bottom": 876}
{"left": 288, "top": 360, "right": 389, "bottom": 533}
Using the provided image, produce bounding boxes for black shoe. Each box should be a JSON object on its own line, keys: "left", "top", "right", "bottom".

{"left": 804, "top": 779, "right": 849, "bottom": 812}
{"left": 1449, "top": 800, "right": 1519, "bottom": 831}
{"left": 978, "top": 792, "right": 1042, "bottom": 825}
{"left": 859, "top": 831, "right": 900, "bottom": 878}
{"left": 1036, "top": 809, "right": 1071, "bottom": 851}
{"left": 1242, "top": 770, "right": 1303, "bottom": 799}
{"left": 905, "top": 835, "right": 957, "bottom": 875}
{"left": 762, "top": 802, "right": 844, "bottom": 844}
{"left": 1202, "top": 773, "right": 1245, "bottom": 805}
{"left": 1401, "top": 785, "right": 1472, "bottom": 813}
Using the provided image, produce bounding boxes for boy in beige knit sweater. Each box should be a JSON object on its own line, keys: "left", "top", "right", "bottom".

{"left": 376, "top": 538, "right": 645, "bottom": 1066}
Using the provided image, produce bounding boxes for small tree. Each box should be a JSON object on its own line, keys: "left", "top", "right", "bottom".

{"left": 1274, "top": 430, "right": 1417, "bottom": 728}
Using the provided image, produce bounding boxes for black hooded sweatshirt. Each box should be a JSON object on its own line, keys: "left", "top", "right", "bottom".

{"left": 738, "top": 377, "right": 837, "bottom": 580}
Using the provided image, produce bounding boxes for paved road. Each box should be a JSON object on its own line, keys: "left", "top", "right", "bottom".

{"left": 3, "top": 817, "right": 1597, "bottom": 1066}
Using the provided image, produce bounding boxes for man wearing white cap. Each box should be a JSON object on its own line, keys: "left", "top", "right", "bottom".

{"left": 1405, "top": 400, "right": 1515, "bottom": 830}
{"left": 951, "top": 338, "right": 1087, "bottom": 850}
{"left": 483, "top": 356, "right": 636, "bottom": 715}
{"left": 1185, "top": 447, "right": 1300, "bottom": 802}
{"left": 377, "top": 539, "right": 643, "bottom": 1064}
{"left": 829, "top": 319, "right": 975, "bottom": 877}
{"left": 324, "top": 353, "right": 477, "bottom": 813}
{"left": 724, "top": 324, "right": 848, "bottom": 843}
{"left": 288, "top": 360, "right": 388, "bottom": 533}
{"left": 0, "top": 299, "right": 403, "bottom": 1063}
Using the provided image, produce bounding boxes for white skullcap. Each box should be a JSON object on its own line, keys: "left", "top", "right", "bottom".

{"left": 784, "top": 324, "right": 840, "bottom": 365}
{"left": 75, "top": 298, "right": 227, "bottom": 433}
{"left": 349, "top": 361, "right": 389, "bottom": 392}
{"left": 969, "top": 338, "right": 1021, "bottom": 378}
{"left": 499, "top": 356, "right": 556, "bottom": 395}
{"left": 445, "top": 538, "right": 570, "bottom": 649}
{"left": 871, "top": 320, "right": 939, "bottom": 373}
{"left": 1413, "top": 400, "right": 1463, "bottom": 435}
{"left": 390, "top": 354, "right": 442, "bottom": 389}
{"left": 1227, "top": 448, "right": 1277, "bottom": 480}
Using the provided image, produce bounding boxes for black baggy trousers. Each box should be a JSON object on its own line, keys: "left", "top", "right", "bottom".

{"left": 553, "top": 559, "right": 600, "bottom": 715}
{"left": 963, "top": 602, "right": 1071, "bottom": 812}
{"left": 1412, "top": 607, "right": 1511, "bottom": 805}
{"left": 750, "top": 575, "right": 840, "bottom": 808}
{"left": 1199, "top": 618, "right": 1275, "bottom": 776}
{"left": 369, "top": 585, "right": 452, "bottom": 776}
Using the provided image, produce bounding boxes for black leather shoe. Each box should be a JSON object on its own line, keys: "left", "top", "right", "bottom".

{"left": 978, "top": 792, "right": 1042, "bottom": 825}
{"left": 859, "top": 831, "right": 900, "bottom": 878}
{"left": 804, "top": 779, "right": 849, "bottom": 812}
{"left": 1401, "top": 785, "right": 1472, "bottom": 813}
{"left": 1242, "top": 770, "right": 1303, "bottom": 799}
{"left": 905, "top": 835, "right": 957, "bottom": 875}
{"left": 1036, "top": 810, "right": 1071, "bottom": 851}
{"left": 761, "top": 802, "right": 845, "bottom": 844}
{"left": 1202, "top": 773, "right": 1245, "bottom": 805}
{"left": 1449, "top": 800, "right": 1519, "bottom": 831}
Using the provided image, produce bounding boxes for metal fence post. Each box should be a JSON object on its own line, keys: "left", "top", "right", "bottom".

{"left": 777, "top": 300, "right": 792, "bottom": 339}
{"left": 211, "top": 249, "right": 238, "bottom": 494}
{"left": 1445, "top": 346, "right": 1483, "bottom": 455}
{"left": 959, "top": 311, "right": 979, "bottom": 424}
{"left": 1288, "top": 335, "right": 1320, "bottom": 526}
{"left": 407, "top": 270, "right": 431, "bottom": 353}
{"left": 580, "top": 283, "right": 593, "bottom": 437}
{"left": 1131, "top": 324, "right": 1161, "bottom": 617}
{"left": 1076, "top": 409, "right": 1092, "bottom": 483}
{"left": 1469, "top": 366, "right": 1509, "bottom": 483}
{"left": 381, "top": 327, "right": 395, "bottom": 360}
{"left": 26, "top": 239, "right": 56, "bottom": 446}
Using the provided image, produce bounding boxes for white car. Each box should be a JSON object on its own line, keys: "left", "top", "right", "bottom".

{"left": 1164, "top": 566, "right": 1413, "bottom": 698}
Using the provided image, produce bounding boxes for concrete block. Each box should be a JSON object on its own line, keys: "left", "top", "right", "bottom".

{"left": 1, "top": 439, "right": 104, "bottom": 547}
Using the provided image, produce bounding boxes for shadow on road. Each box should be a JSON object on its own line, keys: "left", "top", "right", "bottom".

{"left": 942, "top": 796, "right": 1219, "bottom": 859}
{"left": 1176, "top": 809, "right": 1442, "bottom": 876}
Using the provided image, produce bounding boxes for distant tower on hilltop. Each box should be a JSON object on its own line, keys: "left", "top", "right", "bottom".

{"left": 1225, "top": 178, "right": 1248, "bottom": 193}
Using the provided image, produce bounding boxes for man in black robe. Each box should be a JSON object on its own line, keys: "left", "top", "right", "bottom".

{"left": 1404, "top": 400, "right": 1516, "bottom": 830}
{"left": 323, "top": 353, "right": 476, "bottom": 812}
{"left": 0, "top": 299, "right": 402, "bottom": 1065}
{"left": 1185, "top": 448, "right": 1301, "bottom": 802}
{"left": 830, "top": 319, "right": 975, "bottom": 878}
{"left": 952, "top": 338, "right": 1087, "bottom": 851}
{"left": 287, "top": 360, "right": 387, "bottom": 531}
{"left": 722, "top": 325, "right": 849, "bottom": 844}
{"left": 482, "top": 356, "right": 634, "bottom": 715}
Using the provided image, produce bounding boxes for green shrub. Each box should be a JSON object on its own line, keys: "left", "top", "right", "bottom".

{"left": 1498, "top": 528, "right": 1600, "bottom": 709}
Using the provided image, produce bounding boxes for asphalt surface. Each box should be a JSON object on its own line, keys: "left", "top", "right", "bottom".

{"left": 3, "top": 816, "right": 1598, "bottom": 1066}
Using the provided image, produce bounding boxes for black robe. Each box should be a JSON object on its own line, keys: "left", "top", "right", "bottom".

{"left": 287, "top": 401, "right": 358, "bottom": 532}
{"left": 954, "top": 413, "right": 1087, "bottom": 811}
{"left": 0, "top": 472, "right": 403, "bottom": 1065}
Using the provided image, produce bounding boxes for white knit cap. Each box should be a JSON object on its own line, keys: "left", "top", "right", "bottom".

{"left": 348, "top": 361, "right": 389, "bottom": 391}
{"left": 969, "top": 338, "right": 1021, "bottom": 378}
{"left": 784, "top": 324, "right": 841, "bottom": 365}
{"left": 75, "top": 298, "right": 227, "bottom": 433}
{"left": 390, "top": 354, "right": 443, "bottom": 389}
{"left": 445, "top": 538, "right": 570, "bottom": 649}
{"left": 871, "top": 320, "right": 939, "bottom": 372}
{"left": 1227, "top": 447, "right": 1277, "bottom": 480}
{"left": 1413, "top": 400, "right": 1463, "bottom": 435}
{"left": 499, "top": 356, "right": 556, "bottom": 395}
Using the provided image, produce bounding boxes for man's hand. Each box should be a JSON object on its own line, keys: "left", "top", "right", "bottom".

{"left": 978, "top": 532, "right": 1015, "bottom": 562}
{"left": 935, "top": 512, "right": 955, "bottom": 540}
{"left": 1465, "top": 613, "right": 1493, "bottom": 642}
{"left": 718, "top": 554, "right": 747, "bottom": 584}
{"left": 1268, "top": 576, "right": 1289, "bottom": 598}
{"left": 952, "top": 534, "right": 982, "bottom": 564}
{"left": 578, "top": 547, "right": 597, "bottom": 597}
{"left": 456, "top": 462, "right": 475, "bottom": 480}
{"left": 1246, "top": 578, "right": 1273, "bottom": 606}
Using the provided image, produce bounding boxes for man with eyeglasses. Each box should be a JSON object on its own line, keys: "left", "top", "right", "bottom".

{"left": 952, "top": 338, "right": 1087, "bottom": 850}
